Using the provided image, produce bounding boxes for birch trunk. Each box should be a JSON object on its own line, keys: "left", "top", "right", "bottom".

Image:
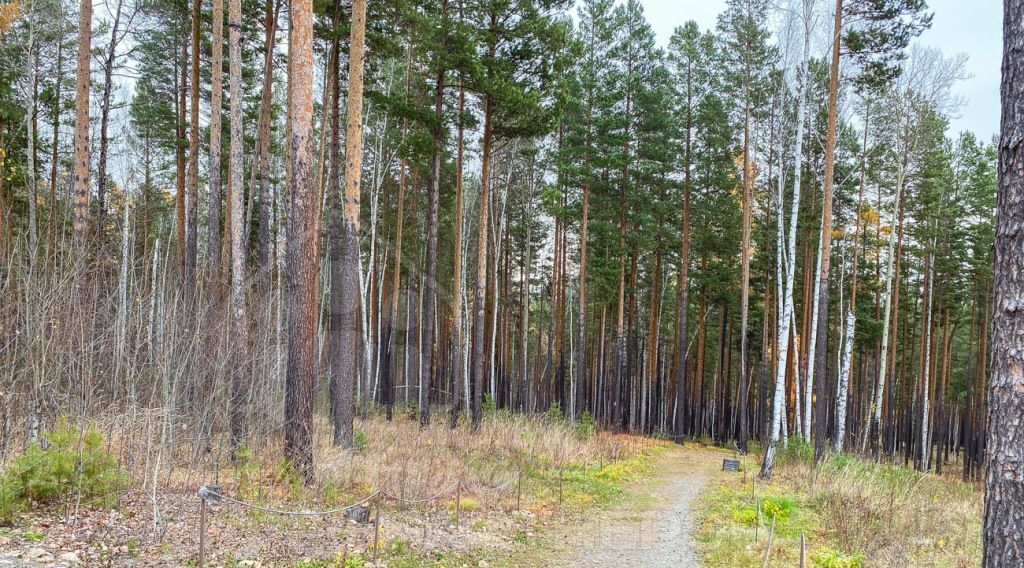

{"left": 760, "top": 2, "right": 810, "bottom": 478}
{"left": 97, "top": 0, "right": 124, "bottom": 246}
{"left": 833, "top": 309, "right": 855, "bottom": 452}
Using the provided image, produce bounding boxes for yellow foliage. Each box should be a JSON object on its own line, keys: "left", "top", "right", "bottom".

{"left": 861, "top": 206, "right": 880, "bottom": 226}
{"left": 0, "top": 1, "right": 21, "bottom": 35}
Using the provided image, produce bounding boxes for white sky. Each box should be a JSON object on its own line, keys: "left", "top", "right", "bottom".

{"left": 634, "top": 0, "right": 1003, "bottom": 140}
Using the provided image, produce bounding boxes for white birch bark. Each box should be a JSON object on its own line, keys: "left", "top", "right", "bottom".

{"left": 761, "top": 0, "right": 812, "bottom": 478}
{"left": 869, "top": 153, "right": 906, "bottom": 452}
{"left": 834, "top": 308, "right": 855, "bottom": 452}
{"left": 488, "top": 162, "right": 511, "bottom": 403}
{"left": 920, "top": 246, "right": 935, "bottom": 470}
{"left": 116, "top": 193, "right": 132, "bottom": 394}
{"left": 804, "top": 224, "right": 823, "bottom": 440}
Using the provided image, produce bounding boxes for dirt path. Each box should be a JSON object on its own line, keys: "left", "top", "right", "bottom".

{"left": 551, "top": 444, "right": 728, "bottom": 568}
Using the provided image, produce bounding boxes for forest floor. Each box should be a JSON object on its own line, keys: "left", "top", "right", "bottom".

{"left": 0, "top": 413, "right": 725, "bottom": 568}
{"left": 0, "top": 412, "right": 981, "bottom": 567}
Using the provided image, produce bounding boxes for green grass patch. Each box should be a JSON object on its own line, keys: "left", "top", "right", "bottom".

{"left": 297, "top": 538, "right": 503, "bottom": 568}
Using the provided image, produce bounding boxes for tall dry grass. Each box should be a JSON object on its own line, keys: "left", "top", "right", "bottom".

{"left": 698, "top": 442, "right": 981, "bottom": 568}
{"left": 777, "top": 451, "right": 981, "bottom": 567}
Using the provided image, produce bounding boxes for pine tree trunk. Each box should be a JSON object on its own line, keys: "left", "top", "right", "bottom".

{"left": 25, "top": 36, "right": 38, "bottom": 270}
{"left": 283, "top": 0, "right": 321, "bottom": 475}
{"left": 175, "top": 41, "right": 187, "bottom": 278}
{"left": 71, "top": 0, "right": 92, "bottom": 265}
{"left": 207, "top": 0, "right": 224, "bottom": 276}
{"left": 577, "top": 155, "right": 590, "bottom": 421}
{"left": 227, "top": 0, "right": 248, "bottom": 448}
{"left": 254, "top": 0, "right": 280, "bottom": 282}
{"left": 327, "top": 11, "right": 345, "bottom": 438}
{"left": 449, "top": 77, "right": 467, "bottom": 429}
{"left": 184, "top": 0, "right": 200, "bottom": 292}
{"left": 471, "top": 93, "right": 493, "bottom": 431}
{"left": 985, "top": 0, "right": 1024, "bottom": 552}
{"left": 812, "top": 0, "right": 843, "bottom": 462}
{"left": 738, "top": 103, "right": 753, "bottom": 452}
{"left": 422, "top": 2, "right": 447, "bottom": 427}
{"left": 46, "top": 40, "right": 62, "bottom": 271}
{"left": 331, "top": 0, "right": 367, "bottom": 448}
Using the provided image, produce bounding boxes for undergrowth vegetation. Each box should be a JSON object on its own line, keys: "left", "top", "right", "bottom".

{"left": 4, "top": 409, "right": 658, "bottom": 565}
{"left": 697, "top": 440, "right": 981, "bottom": 567}
{"left": 0, "top": 418, "right": 124, "bottom": 524}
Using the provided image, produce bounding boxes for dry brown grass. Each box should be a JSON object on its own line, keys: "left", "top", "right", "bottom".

{"left": 87, "top": 409, "right": 647, "bottom": 508}
{"left": 0, "top": 409, "right": 659, "bottom": 566}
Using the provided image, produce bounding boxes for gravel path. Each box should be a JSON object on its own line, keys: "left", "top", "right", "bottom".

{"left": 554, "top": 445, "right": 727, "bottom": 568}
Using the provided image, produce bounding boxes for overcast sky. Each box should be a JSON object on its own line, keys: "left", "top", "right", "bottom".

{"left": 632, "top": 0, "right": 1002, "bottom": 140}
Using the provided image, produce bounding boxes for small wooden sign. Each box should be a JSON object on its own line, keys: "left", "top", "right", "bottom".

{"left": 347, "top": 504, "right": 370, "bottom": 524}
{"left": 198, "top": 485, "right": 222, "bottom": 505}
{"left": 722, "top": 458, "right": 741, "bottom": 472}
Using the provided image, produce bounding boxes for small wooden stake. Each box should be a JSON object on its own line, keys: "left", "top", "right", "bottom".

{"left": 198, "top": 497, "right": 207, "bottom": 568}
{"left": 516, "top": 472, "right": 522, "bottom": 512}
{"left": 454, "top": 480, "right": 462, "bottom": 528}
{"left": 558, "top": 469, "right": 564, "bottom": 511}
{"left": 755, "top": 496, "right": 761, "bottom": 543}
{"left": 372, "top": 492, "right": 381, "bottom": 562}
{"left": 799, "top": 530, "right": 806, "bottom": 568}
{"left": 762, "top": 513, "right": 776, "bottom": 568}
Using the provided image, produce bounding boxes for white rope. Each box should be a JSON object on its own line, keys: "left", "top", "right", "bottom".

{"left": 382, "top": 481, "right": 460, "bottom": 505}
{"left": 466, "top": 472, "right": 521, "bottom": 494}
{"left": 198, "top": 486, "right": 380, "bottom": 517}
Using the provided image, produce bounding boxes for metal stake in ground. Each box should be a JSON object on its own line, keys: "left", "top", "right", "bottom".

{"left": 198, "top": 496, "right": 206, "bottom": 568}
{"left": 196, "top": 485, "right": 220, "bottom": 568}
{"left": 800, "top": 530, "right": 806, "bottom": 568}
{"left": 373, "top": 492, "right": 382, "bottom": 562}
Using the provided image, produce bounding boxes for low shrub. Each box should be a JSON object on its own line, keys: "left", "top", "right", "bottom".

{"left": 353, "top": 428, "right": 369, "bottom": 453}
{"left": 574, "top": 411, "right": 596, "bottom": 438}
{"left": 0, "top": 418, "right": 123, "bottom": 524}
{"left": 812, "top": 547, "right": 866, "bottom": 568}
